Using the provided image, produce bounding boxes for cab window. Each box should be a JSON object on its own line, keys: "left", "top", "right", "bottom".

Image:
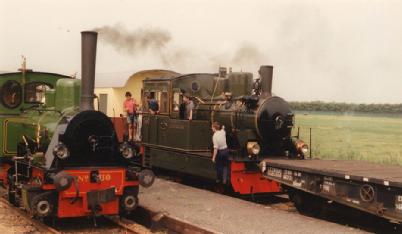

{"left": 172, "top": 92, "right": 182, "bottom": 112}
{"left": 1, "top": 80, "right": 22, "bottom": 109}
{"left": 141, "top": 90, "right": 148, "bottom": 112}
{"left": 25, "top": 82, "right": 52, "bottom": 104}
{"left": 159, "top": 92, "right": 168, "bottom": 113}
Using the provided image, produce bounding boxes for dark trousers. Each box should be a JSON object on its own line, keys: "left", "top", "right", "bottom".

{"left": 216, "top": 149, "right": 229, "bottom": 184}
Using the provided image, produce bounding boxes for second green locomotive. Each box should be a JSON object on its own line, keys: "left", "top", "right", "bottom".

{"left": 139, "top": 66, "right": 307, "bottom": 194}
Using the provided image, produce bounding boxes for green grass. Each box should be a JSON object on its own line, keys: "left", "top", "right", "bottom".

{"left": 294, "top": 112, "right": 402, "bottom": 166}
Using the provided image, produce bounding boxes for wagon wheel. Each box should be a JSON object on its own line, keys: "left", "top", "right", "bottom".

{"left": 288, "top": 189, "right": 325, "bottom": 217}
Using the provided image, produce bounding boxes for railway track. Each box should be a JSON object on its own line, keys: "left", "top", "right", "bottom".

{"left": 0, "top": 186, "right": 214, "bottom": 234}
{"left": 0, "top": 196, "right": 153, "bottom": 234}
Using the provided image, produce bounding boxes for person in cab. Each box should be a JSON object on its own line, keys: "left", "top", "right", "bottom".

{"left": 223, "top": 92, "right": 233, "bottom": 109}
{"left": 146, "top": 94, "right": 159, "bottom": 114}
{"left": 183, "top": 94, "right": 194, "bottom": 120}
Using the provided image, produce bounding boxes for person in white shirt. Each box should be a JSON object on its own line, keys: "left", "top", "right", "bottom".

{"left": 211, "top": 121, "right": 229, "bottom": 185}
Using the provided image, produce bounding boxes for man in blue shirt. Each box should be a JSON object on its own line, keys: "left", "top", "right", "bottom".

{"left": 146, "top": 94, "right": 159, "bottom": 114}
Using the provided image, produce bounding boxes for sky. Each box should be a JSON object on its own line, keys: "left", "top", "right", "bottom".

{"left": 1, "top": 0, "right": 402, "bottom": 104}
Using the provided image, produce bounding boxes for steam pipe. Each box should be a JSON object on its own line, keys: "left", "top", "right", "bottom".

{"left": 80, "top": 31, "right": 98, "bottom": 111}
{"left": 259, "top": 65, "right": 273, "bottom": 97}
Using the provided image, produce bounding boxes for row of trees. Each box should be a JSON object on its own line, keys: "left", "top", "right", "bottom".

{"left": 289, "top": 101, "right": 402, "bottom": 114}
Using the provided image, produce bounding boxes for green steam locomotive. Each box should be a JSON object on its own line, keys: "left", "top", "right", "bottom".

{"left": 0, "top": 31, "right": 153, "bottom": 220}
{"left": 139, "top": 66, "right": 308, "bottom": 194}
{"left": 0, "top": 69, "right": 79, "bottom": 161}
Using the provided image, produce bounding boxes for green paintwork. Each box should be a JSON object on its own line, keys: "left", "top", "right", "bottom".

{"left": 141, "top": 72, "right": 261, "bottom": 177}
{"left": 167, "top": 72, "right": 253, "bottom": 101}
{"left": 54, "top": 78, "right": 81, "bottom": 111}
{"left": 0, "top": 71, "right": 71, "bottom": 114}
{"left": 227, "top": 72, "right": 253, "bottom": 97}
{"left": 0, "top": 71, "right": 80, "bottom": 163}
{"left": 142, "top": 115, "right": 210, "bottom": 151}
{"left": 148, "top": 147, "right": 216, "bottom": 180}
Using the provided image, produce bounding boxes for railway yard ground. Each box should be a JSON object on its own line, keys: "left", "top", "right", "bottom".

{"left": 137, "top": 178, "right": 367, "bottom": 234}
{"left": 1, "top": 177, "right": 402, "bottom": 233}
{"left": 0, "top": 198, "right": 46, "bottom": 234}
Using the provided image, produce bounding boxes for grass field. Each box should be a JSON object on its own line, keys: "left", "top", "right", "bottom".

{"left": 294, "top": 111, "right": 402, "bottom": 166}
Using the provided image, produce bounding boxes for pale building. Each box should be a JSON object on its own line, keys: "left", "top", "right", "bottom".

{"left": 94, "top": 69, "right": 179, "bottom": 117}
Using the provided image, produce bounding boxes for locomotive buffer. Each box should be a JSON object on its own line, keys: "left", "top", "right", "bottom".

{"left": 260, "top": 158, "right": 402, "bottom": 223}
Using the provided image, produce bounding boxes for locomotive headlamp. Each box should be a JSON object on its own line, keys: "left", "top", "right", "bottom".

{"left": 138, "top": 169, "right": 155, "bottom": 188}
{"left": 53, "top": 143, "right": 70, "bottom": 160}
{"left": 301, "top": 145, "right": 309, "bottom": 154}
{"left": 120, "top": 142, "right": 135, "bottom": 159}
{"left": 247, "top": 142, "right": 261, "bottom": 155}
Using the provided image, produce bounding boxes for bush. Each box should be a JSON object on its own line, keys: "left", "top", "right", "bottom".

{"left": 289, "top": 101, "right": 402, "bottom": 114}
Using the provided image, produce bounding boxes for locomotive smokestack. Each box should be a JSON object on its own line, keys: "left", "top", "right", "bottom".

{"left": 259, "top": 65, "right": 273, "bottom": 97}
{"left": 80, "top": 31, "right": 98, "bottom": 111}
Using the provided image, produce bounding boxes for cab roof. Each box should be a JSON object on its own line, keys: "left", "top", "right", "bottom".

{"left": 0, "top": 71, "right": 71, "bottom": 78}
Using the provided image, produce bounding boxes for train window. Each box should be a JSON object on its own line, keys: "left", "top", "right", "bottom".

{"left": 25, "top": 82, "right": 52, "bottom": 104}
{"left": 191, "top": 81, "right": 200, "bottom": 92}
{"left": 172, "top": 92, "right": 182, "bottom": 112}
{"left": 142, "top": 91, "right": 148, "bottom": 112}
{"left": 1, "top": 80, "right": 22, "bottom": 109}
{"left": 160, "top": 92, "right": 168, "bottom": 113}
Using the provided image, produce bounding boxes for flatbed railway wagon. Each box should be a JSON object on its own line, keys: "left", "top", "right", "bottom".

{"left": 260, "top": 158, "right": 402, "bottom": 223}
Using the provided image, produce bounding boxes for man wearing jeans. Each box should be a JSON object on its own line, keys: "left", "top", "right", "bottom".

{"left": 211, "top": 121, "right": 229, "bottom": 185}
{"left": 123, "top": 91, "right": 137, "bottom": 141}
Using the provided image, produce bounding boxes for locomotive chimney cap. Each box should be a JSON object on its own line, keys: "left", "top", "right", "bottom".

{"left": 258, "top": 65, "right": 274, "bottom": 97}
{"left": 81, "top": 30, "right": 98, "bottom": 34}
{"left": 258, "top": 65, "right": 274, "bottom": 73}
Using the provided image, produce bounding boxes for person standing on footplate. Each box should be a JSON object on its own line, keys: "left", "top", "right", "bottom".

{"left": 123, "top": 91, "right": 137, "bottom": 141}
{"left": 211, "top": 121, "right": 229, "bottom": 187}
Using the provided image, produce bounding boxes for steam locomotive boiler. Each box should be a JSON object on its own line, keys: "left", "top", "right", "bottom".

{"left": 0, "top": 31, "right": 154, "bottom": 220}
{"left": 139, "top": 66, "right": 307, "bottom": 194}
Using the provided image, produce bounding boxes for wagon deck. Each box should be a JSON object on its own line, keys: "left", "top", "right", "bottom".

{"left": 261, "top": 158, "right": 402, "bottom": 223}
{"left": 263, "top": 158, "right": 402, "bottom": 188}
